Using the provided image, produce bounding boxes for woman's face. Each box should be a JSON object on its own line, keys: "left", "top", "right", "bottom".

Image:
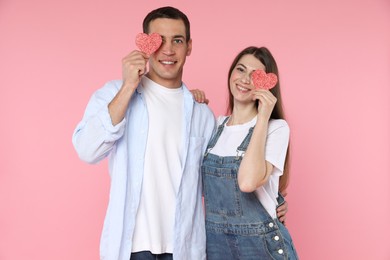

{"left": 229, "top": 54, "right": 266, "bottom": 104}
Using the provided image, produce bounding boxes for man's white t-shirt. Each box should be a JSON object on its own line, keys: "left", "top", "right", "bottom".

{"left": 132, "top": 76, "right": 183, "bottom": 254}
{"left": 210, "top": 116, "right": 290, "bottom": 218}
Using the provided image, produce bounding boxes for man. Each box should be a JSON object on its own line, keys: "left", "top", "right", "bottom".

{"left": 73, "top": 6, "right": 288, "bottom": 260}
{"left": 73, "top": 6, "right": 214, "bottom": 260}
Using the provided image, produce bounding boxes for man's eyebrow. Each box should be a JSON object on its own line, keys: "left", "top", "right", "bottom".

{"left": 172, "top": 35, "right": 185, "bottom": 39}
{"left": 161, "top": 35, "right": 185, "bottom": 39}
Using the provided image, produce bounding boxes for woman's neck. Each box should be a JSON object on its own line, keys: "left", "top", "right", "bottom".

{"left": 228, "top": 104, "right": 257, "bottom": 126}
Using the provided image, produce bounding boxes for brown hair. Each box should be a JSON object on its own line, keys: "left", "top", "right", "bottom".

{"left": 227, "top": 46, "right": 290, "bottom": 193}
{"left": 143, "top": 6, "right": 191, "bottom": 42}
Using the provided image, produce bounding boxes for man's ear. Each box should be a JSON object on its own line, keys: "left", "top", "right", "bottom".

{"left": 186, "top": 39, "right": 192, "bottom": 56}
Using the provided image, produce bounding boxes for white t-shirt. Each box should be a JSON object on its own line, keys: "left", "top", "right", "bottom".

{"left": 211, "top": 116, "right": 290, "bottom": 218}
{"left": 132, "top": 76, "right": 183, "bottom": 254}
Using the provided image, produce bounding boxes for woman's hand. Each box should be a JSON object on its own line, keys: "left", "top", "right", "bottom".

{"left": 252, "top": 89, "right": 277, "bottom": 119}
{"left": 190, "top": 89, "right": 209, "bottom": 104}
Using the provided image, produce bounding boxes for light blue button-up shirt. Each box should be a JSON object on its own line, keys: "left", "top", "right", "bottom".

{"left": 72, "top": 79, "right": 216, "bottom": 260}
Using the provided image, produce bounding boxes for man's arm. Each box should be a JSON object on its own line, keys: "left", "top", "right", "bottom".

{"left": 108, "top": 50, "right": 149, "bottom": 125}
{"left": 72, "top": 81, "right": 125, "bottom": 164}
{"left": 72, "top": 50, "right": 148, "bottom": 163}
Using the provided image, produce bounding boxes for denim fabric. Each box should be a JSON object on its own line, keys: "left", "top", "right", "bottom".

{"left": 202, "top": 117, "right": 298, "bottom": 259}
{"left": 130, "top": 251, "right": 173, "bottom": 260}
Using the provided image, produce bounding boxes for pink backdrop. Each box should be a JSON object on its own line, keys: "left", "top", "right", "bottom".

{"left": 1, "top": 0, "right": 389, "bottom": 259}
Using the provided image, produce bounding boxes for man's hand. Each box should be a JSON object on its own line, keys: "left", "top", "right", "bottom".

{"left": 121, "top": 50, "right": 149, "bottom": 89}
{"left": 277, "top": 200, "right": 288, "bottom": 225}
{"left": 108, "top": 50, "right": 149, "bottom": 126}
{"left": 190, "top": 89, "right": 209, "bottom": 104}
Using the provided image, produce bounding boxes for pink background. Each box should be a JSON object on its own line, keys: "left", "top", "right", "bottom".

{"left": 1, "top": 0, "right": 389, "bottom": 259}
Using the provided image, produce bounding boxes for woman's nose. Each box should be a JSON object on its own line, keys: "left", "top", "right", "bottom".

{"left": 240, "top": 73, "right": 251, "bottom": 84}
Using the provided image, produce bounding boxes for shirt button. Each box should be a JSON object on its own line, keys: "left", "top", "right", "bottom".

{"left": 278, "top": 249, "right": 284, "bottom": 254}
{"left": 274, "top": 235, "right": 280, "bottom": 241}
{"left": 268, "top": 222, "right": 274, "bottom": 228}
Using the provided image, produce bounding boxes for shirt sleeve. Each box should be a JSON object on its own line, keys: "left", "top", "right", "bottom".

{"left": 72, "top": 80, "right": 127, "bottom": 164}
{"left": 265, "top": 120, "right": 290, "bottom": 176}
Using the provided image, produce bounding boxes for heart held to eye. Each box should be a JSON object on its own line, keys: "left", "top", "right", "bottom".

{"left": 135, "top": 33, "right": 162, "bottom": 55}
{"left": 251, "top": 70, "right": 278, "bottom": 90}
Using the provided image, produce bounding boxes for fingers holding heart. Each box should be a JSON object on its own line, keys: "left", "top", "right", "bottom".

{"left": 122, "top": 51, "right": 148, "bottom": 68}
{"left": 252, "top": 89, "right": 277, "bottom": 115}
{"left": 252, "top": 89, "right": 277, "bottom": 104}
{"left": 122, "top": 50, "right": 149, "bottom": 84}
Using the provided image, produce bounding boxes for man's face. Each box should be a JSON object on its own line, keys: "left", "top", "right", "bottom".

{"left": 147, "top": 18, "right": 192, "bottom": 88}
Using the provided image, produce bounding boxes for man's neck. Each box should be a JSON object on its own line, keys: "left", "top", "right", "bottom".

{"left": 145, "top": 73, "right": 182, "bottom": 89}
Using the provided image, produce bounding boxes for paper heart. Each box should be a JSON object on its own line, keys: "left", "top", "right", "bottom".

{"left": 251, "top": 70, "right": 278, "bottom": 90}
{"left": 135, "top": 33, "right": 162, "bottom": 55}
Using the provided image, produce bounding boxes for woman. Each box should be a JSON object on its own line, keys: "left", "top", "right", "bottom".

{"left": 201, "top": 46, "right": 298, "bottom": 259}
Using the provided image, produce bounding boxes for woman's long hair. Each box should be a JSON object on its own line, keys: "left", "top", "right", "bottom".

{"left": 226, "top": 46, "right": 290, "bottom": 194}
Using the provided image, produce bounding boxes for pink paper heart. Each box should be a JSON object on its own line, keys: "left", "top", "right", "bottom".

{"left": 251, "top": 70, "right": 278, "bottom": 90}
{"left": 135, "top": 33, "right": 162, "bottom": 55}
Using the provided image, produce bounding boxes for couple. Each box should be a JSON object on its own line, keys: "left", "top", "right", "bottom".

{"left": 72, "top": 6, "right": 298, "bottom": 260}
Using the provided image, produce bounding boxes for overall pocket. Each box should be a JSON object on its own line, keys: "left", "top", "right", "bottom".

{"left": 202, "top": 164, "right": 242, "bottom": 217}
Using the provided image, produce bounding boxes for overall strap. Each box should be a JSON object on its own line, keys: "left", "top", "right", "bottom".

{"left": 204, "top": 117, "right": 229, "bottom": 156}
{"left": 236, "top": 126, "right": 255, "bottom": 158}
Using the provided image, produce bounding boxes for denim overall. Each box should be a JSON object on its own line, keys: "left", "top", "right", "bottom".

{"left": 202, "top": 118, "right": 298, "bottom": 260}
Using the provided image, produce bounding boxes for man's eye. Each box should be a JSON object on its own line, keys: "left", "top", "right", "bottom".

{"left": 174, "top": 39, "right": 184, "bottom": 44}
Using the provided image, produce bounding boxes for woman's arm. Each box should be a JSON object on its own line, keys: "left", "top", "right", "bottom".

{"left": 238, "top": 117, "right": 273, "bottom": 192}
{"left": 238, "top": 89, "right": 277, "bottom": 192}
